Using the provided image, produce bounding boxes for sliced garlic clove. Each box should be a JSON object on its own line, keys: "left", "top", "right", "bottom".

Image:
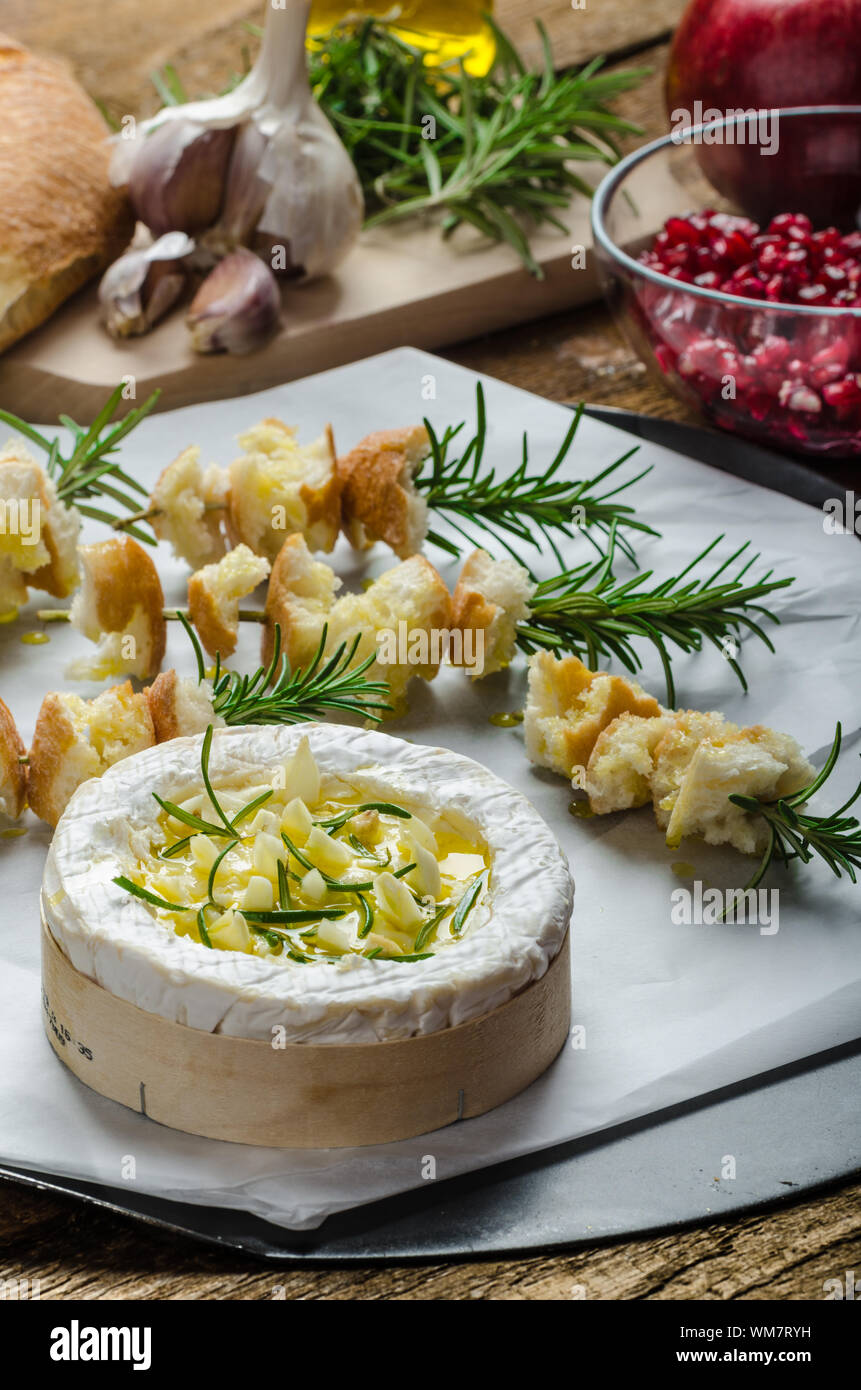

{"left": 186, "top": 248, "right": 281, "bottom": 354}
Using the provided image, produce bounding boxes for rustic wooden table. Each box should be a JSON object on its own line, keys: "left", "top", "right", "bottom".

{"left": 1, "top": 0, "right": 857, "bottom": 1301}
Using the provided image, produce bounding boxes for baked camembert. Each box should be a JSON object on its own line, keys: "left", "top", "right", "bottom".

{"left": 43, "top": 724, "right": 573, "bottom": 1043}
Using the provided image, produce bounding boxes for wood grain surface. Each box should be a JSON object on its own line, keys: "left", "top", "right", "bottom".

{"left": 0, "top": 1, "right": 857, "bottom": 1300}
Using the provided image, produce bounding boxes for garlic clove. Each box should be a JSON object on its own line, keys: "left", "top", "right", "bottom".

{"left": 207, "top": 120, "right": 272, "bottom": 255}
{"left": 186, "top": 247, "right": 281, "bottom": 355}
{"left": 98, "top": 229, "right": 195, "bottom": 338}
{"left": 128, "top": 119, "right": 237, "bottom": 238}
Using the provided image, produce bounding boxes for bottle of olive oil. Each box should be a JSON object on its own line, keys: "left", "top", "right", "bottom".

{"left": 308, "top": 1, "right": 496, "bottom": 75}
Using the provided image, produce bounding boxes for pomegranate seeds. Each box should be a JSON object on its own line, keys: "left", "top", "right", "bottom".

{"left": 633, "top": 208, "right": 861, "bottom": 454}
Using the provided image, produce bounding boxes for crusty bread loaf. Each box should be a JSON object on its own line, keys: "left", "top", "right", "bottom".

{"left": 0, "top": 35, "right": 132, "bottom": 353}
{"left": 524, "top": 650, "right": 664, "bottom": 778}
{"left": 0, "top": 696, "right": 27, "bottom": 820}
{"left": 450, "top": 548, "right": 536, "bottom": 677}
{"left": 28, "top": 682, "right": 155, "bottom": 827}
{"left": 68, "top": 536, "right": 166, "bottom": 681}
{"left": 145, "top": 668, "right": 224, "bottom": 743}
{"left": 188, "top": 543, "right": 270, "bottom": 658}
{"left": 150, "top": 446, "right": 229, "bottom": 570}
{"left": 585, "top": 711, "right": 676, "bottom": 814}
{"left": 665, "top": 725, "right": 815, "bottom": 853}
{"left": 337, "top": 425, "right": 429, "bottom": 559}
{"left": 228, "top": 419, "right": 341, "bottom": 559}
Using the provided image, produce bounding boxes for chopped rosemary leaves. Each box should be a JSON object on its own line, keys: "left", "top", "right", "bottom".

{"left": 316, "top": 801, "right": 412, "bottom": 831}
{"left": 451, "top": 869, "right": 489, "bottom": 936}
{"left": 113, "top": 876, "right": 189, "bottom": 912}
{"left": 356, "top": 893, "right": 374, "bottom": 938}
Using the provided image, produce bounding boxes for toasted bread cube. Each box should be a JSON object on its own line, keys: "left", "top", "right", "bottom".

{"left": 227, "top": 419, "right": 340, "bottom": 560}
{"left": 337, "top": 425, "right": 429, "bottom": 559}
{"left": 28, "top": 682, "right": 156, "bottom": 826}
{"left": 0, "top": 446, "right": 80, "bottom": 596}
{"left": 666, "top": 725, "right": 816, "bottom": 853}
{"left": 262, "top": 533, "right": 342, "bottom": 671}
{"left": 263, "top": 536, "right": 451, "bottom": 703}
{"left": 450, "top": 548, "right": 536, "bottom": 677}
{"left": 524, "top": 650, "right": 664, "bottom": 779}
{"left": 325, "top": 555, "right": 451, "bottom": 701}
{"left": 150, "top": 445, "right": 229, "bottom": 570}
{"left": 144, "top": 669, "right": 224, "bottom": 743}
{"left": 651, "top": 710, "right": 736, "bottom": 830}
{"left": 68, "top": 536, "right": 166, "bottom": 682}
{"left": 187, "top": 543, "right": 270, "bottom": 658}
{"left": 0, "top": 697, "right": 27, "bottom": 820}
{"left": 585, "top": 712, "right": 676, "bottom": 813}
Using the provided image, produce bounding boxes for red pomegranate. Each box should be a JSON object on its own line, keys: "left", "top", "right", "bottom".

{"left": 665, "top": 0, "right": 861, "bottom": 224}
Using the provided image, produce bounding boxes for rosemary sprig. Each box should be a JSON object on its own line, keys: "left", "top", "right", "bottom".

{"left": 309, "top": 16, "right": 646, "bottom": 276}
{"left": 0, "top": 384, "right": 160, "bottom": 544}
{"left": 517, "top": 527, "right": 793, "bottom": 706}
{"left": 418, "top": 384, "right": 655, "bottom": 567}
{"left": 179, "top": 614, "right": 392, "bottom": 726}
{"left": 727, "top": 725, "right": 861, "bottom": 900}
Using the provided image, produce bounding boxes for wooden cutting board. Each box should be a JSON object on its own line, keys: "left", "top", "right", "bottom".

{"left": 0, "top": 208, "right": 598, "bottom": 424}
{"left": 0, "top": 152, "right": 680, "bottom": 425}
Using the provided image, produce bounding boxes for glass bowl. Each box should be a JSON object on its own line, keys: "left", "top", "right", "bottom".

{"left": 591, "top": 107, "right": 861, "bottom": 459}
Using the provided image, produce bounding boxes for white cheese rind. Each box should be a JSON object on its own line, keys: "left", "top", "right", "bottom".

{"left": 42, "top": 724, "right": 573, "bottom": 1043}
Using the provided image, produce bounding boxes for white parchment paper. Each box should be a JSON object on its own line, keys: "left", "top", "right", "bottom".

{"left": 0, "top": 348, "right": 859, "bottom": 1231}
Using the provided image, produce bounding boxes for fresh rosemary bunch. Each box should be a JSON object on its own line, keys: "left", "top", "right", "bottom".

{"left": 727, "top": 725, "right": 861, "bottom": 899}
{"left": 0, "top": 384, "right": 160, "bottom": 544}
{"left": 418, "top": 383, "right": 655, "bottom": 567}
{"left": 309, "top": 16, "right": 646, "bottom": 276}
{"left": 180, "top": 614, "right": 392, "bottom": 725}
{"left": 516, "top": 528, "right": 794, "bottom": 706}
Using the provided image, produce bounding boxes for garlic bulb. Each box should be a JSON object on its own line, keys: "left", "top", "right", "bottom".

{"left": 187, "top": 247, "right": 281, "bottom": 354}
{"left": 98, "top": 228, "right": 194, "bottom": 338}
{"left": 111, "top": 0, "right": 363, "bottom": 281}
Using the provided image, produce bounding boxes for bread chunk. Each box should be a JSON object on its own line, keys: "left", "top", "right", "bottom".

{"left": 150, "top": 445, "right": 229, "bottom": 570}
{"left": 337, "top": 426, "right": 429, "bottom": 559}
{"left": 145, "top": 669, "right": 224, "bottom": 743}
{"left": 228, "top": 419, "right": 340, "bottom": 559}
{"left": 263, "top": 535, "right": 451, "bottom": 702}
{"left": 524, "top": 650, "right": 663, "bottom": 778}
{"left": 450, "top": 548, "right": 536, "bottom": 677}
{"left": 0, "top": 446, "right": 80, "bottom": 597}
{"left": 666, "top": 725, "right": 816, "bottom": 853}
{"left": 188, "top": 544, "right": 270, "bottom": 657}
{"left": 68, "top": 536, "right": 166, "bottom": 681}
{"left": 28, "top": 683, "right": 155, "bottom": 826}
{"left": 0, "top": 696, "right": 26, "bottom": 819}
{"left": 585, "top": 712, "right": 676, "bottom": 813}
{"left": 651, "top": 710, "right": 736, "bottom": 830}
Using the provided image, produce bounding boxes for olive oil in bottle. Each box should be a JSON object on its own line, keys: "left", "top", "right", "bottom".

{"left": 308, "top": 1, "right": 496, "bottom": 75}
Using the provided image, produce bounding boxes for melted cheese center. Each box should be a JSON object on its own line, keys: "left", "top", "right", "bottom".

{"left": 128, "top": 737, "right": 490, "bottom": 965}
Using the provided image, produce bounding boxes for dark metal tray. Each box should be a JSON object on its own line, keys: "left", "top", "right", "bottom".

{"left": 2, "top": 410, "right": 856, "bottom": 1263}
